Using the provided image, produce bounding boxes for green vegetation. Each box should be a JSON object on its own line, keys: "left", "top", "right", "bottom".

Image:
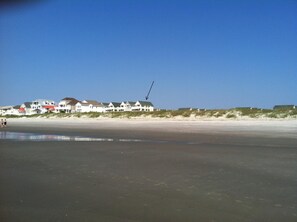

{"left": 1, "top": 108, "right": 297, "bottom": 119}
{"left": 226, "top": 113, "right": 237, "bottom": 119}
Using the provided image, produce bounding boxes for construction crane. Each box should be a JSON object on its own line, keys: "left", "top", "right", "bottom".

{"left": 145, "top": 81, "right": 155, "bottom": 101}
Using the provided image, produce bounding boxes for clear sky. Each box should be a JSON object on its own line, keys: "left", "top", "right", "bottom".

{"left": 0, "top": 0, "right": 296, "bottom": 109}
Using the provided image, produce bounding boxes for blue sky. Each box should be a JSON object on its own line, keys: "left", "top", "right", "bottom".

{"left": 0, "top": 0, "right": 296, "bottom": 109}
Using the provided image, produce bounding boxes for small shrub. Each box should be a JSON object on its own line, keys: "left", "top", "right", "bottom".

{"left": 267, "top": 113, "right": 278, "bottom": 118}
{"left": 195, "top": 110, "right": 207, "bottom": 117}
{"left": 182, "top": 111, "right": 191, "bottom": 117}
{"left": 226, "top": 113, "right": 237, "bottom": 118}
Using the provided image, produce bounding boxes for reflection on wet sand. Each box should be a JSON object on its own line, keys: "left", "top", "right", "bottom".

{"left": 0, "top": 131, "right": 114, "bottom": 142}
{"left": 0, "top": 131, "right": 165, "bottom": 143}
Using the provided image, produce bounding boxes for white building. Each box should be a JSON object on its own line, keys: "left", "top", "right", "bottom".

{"left": 0, "top": 105, "right": 24, "bottom": 116}
{"left": 19, "top": 102, "right": 34, "bottom": 115}
{"left": 75, "top": 100, "right": 105, "bottom": 113}
{"left": 12, "top": 105, "right": 22, "bottom": 115}
{"left": 119, "top": 101, "right": 136, "bottom": 112}
{"left": 105, "top": 102, "right": 121, "bottom": 112}
{"left": 0, "top": 106, "right": 12, "bottom": 115}
{"left": 56, "top": 97, "right": 80, "bottom": 113}
{"left": 0, "top": 106, "right": 14, "bottom": 115}
{"left": 112, "top": 101, "right": 154, "bottom": 112}
{"left": 131, "top": 101, "right": 154, "bottom": 112}
{"left": 31, "top": 99, "right": 56, "bottom": 114}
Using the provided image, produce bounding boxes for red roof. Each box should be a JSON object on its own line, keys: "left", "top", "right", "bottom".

{"left": 19, "top": 107, "right": 25, "bottom": 112}
{"left": 43, "top": 105, "right": 55, "bottom": 110}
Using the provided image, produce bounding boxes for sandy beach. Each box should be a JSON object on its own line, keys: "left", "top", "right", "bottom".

{"left": 1, "top": 118, "right": 297, "bottom": 221}
{"left": 6, "top": 117, "right": 297, "bottom": 137}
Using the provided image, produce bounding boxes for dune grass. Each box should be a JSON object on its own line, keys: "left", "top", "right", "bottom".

{"left": 1, "top": 108, "right": 297, "bottom": 119}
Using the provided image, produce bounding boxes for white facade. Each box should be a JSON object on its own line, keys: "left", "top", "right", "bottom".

{"left": 119, "top": 101, "right": 136, "bottom": 112}
{"left": 19, "top": 103, "right": 34, "bottom": 115}
{"left": 0, "top": 106, "right": 12, "bottom": 115}
{"left": 105, "top": 101, "right": 154, "bottom": 112}
{"left": 56, "top": 98, "right": 79, "bottom": 113}
{"left": 106, "top": 102, "right": 121, "bottom": 112}
{"left": 119, "top": 102, "right": 128, "bottom": 112}
{"left": 32, "top": 99, "right": 55, "bottom": 106}
{"left": 56, "top": 100, "right": 72, "bottom": 113}
{"left": 31, "top": 99, "right": 56, "bottom": 114}
{"left": 75, "top": 100, "right": 105, "bottom": 113}
{"left": 0, "top": 106, "right": 14, "bottom": 115}
{"left": 131, "top": 101, "right": 154, "bottom": 112}
{"left": 0, "top": 106, "right": 24, "bottom": 116}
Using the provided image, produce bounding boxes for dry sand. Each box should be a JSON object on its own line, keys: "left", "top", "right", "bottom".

{"left": 6, "top": 117, "right": 297, "bottom": 136}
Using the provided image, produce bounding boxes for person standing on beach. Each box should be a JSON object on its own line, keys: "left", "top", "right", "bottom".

{"left": 4, "top": 119, "right": 7, "bottom": 127}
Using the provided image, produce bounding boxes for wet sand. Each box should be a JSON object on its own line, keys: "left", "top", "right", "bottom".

{"left": 1, "top": 119, "right": 297, "bottom": 221}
